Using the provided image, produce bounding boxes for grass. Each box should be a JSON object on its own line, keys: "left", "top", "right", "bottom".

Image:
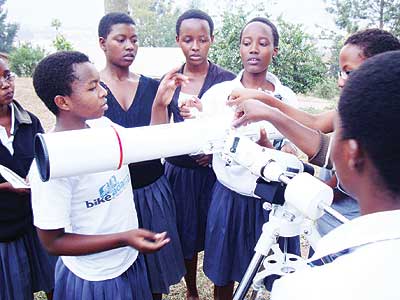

{"left": 14, "top": 77, "right": 328, "bottom": 300}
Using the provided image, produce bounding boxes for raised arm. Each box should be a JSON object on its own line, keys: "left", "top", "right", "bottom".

{"left": 228, "top": 88, "right": 335, "bottom": 133}
{"left": 232, "top": 99, "right": 321, "bottom": 159}
{"left": 150, "top": 67, "right": 189, "bottom": 125}
{"left": 37, "top": 227, "right": 169, "bottom": 256}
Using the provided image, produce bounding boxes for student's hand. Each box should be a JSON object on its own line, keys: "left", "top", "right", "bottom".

{"left": 193, "top": 154, "right": 212, "bottom": 167}
{"left": 127, "top": 229, "right": 170, "bottom": 253}
{"left": 232, "top": 99, "right": 277, "bottom": 128}
{"left": 180, "top": 96, "right": 202, "bottom": 119}
{"left": 257, "top": 128, "right": 274, "bottom": 148}
{"left": 227, "top": 88, "right": 268, "bottom": 107}
{"left": 154, "top": 67, "right": 189, "bottom": 108}
{"left": 0, "top": 182, "right": 30, "bottom": 194}
{"left": 281, "top": 142, "right": 298, "bottom": 155}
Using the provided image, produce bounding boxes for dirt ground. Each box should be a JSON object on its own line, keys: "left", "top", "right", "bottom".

{"left": 14, "top": 77, "right": 334, "bottom": 132}
{"left": 15, "top": 76, "right": 331, "bottom": 300}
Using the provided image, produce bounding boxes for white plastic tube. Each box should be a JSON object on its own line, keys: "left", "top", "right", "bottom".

{"left": 34, "top": 116, "right": 284, "bottom": 182}
{"left": 35, "top": 117, "right": 236, "bottom": 181}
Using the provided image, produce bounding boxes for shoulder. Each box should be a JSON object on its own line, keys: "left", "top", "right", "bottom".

{"left": 204, "top": 79, "right": 236, "bottom": 96}
{"left": 140, "top": 74, "right": 159, "bottom": 89}
{"left": 13, "top": 100, "right": 44, "bottom": 132}
{"left": 209, "top": 62, "right": 236, "bottom": 81}
{"left": 86, "top": 116, "right": 122, "bottom": 129}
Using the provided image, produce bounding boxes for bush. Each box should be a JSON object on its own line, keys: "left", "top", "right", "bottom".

{"left": 9, "top": 42, "right": 47, "bottom": 77}
{"left": 209, "top": 12, "right": 328, "bottom": 94}
{"left": 208, "top": 9, "right": 247, "bottom": 74}
{"left": 309, "top": 76, "right": 340, "bottom": 100}
{"left": 270, "top": 18, "right": 328, "bottom": 94}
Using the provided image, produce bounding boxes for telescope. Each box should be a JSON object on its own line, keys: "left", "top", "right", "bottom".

{"left": 33, "top": 116, "right": 348, "bottom": 299}
{"left": 34, "top": 115, "right": 290, "bottom": 182}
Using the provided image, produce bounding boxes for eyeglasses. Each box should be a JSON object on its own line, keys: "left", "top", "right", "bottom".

{"left": 0, "top": 73, "right": 16, "bottom": 87}
{"left": 338, "top": 70, "right": 353, "bottom": 80}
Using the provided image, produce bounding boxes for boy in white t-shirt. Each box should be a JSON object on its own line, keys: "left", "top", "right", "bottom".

{"left": 29, "top": 51, "right": 169, "bottom": 300}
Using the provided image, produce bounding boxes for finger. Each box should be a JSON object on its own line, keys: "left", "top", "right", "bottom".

{"left": 232, "top": 114, "right": 248, "bottom": 128}
{"left": 154, "top": 231, "right": 167, "bottom": 242}
{"left": 165, "top": 65, "right": 182, "bottom": 77}
{"left": 226, "top": 98, "right": 237, "bottom": 107}
{"left": 172, "top": 73, "right": 190, "bottom": 85}
{"left": 180, "top": 111, "right": 193, "bottom": 119}
{"left": 195, "top": 156, "right": 210, "bottom": 166}
{"left": 257, "top": 128, "right": 273, "bottom": 148}
{"left": 180, "top": 106, "right": 191, "bottom": 113}
{"left": 134, "top": 228, "right": 158, "bottom": 240}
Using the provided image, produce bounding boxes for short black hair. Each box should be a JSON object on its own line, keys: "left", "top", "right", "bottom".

{"left": 240, "top": 17, "right": 279, "bottom": 47}
{"left": 339, "top": 50, "right": 400, "bottom": 196}
{"left": 344, "top": 28, "right": 400, "bottom": 58}
{"left": 98, "top": 12, "right": 135, "bottom": 38}
{"left": 176, "top": 9, "right": 214, "bottom": 36}
{"left": 33, "top": 51, "right": 90, "bottom": 115}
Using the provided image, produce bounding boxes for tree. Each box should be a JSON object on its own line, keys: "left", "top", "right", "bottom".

{"left": 0, "top": 0, "right": 19, "bottom": 53}
{"left": 325, "top": 0, "right": 400, "bottom": 35}
{"left": 209, "top": 11, "right": 327, "bottom": 94}
{"left": 270, "top": 18, "right": 328, "bottom": 94}
{"left": 129, "top": 0, "right": 181, "bottom": 47}
{"left": 51, "top": 19, "right": 74, "bottom": 51}
{"left": 9, "top": 42, "right": 47, "bottom": 77}
{"left": 104, "top": 0, "right": 129, "bottom": 13}
{"left": 208, "top": 9, "right": 247, "bottom": 74}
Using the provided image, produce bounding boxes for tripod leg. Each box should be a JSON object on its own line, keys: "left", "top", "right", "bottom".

{"left": 234, "top": 222, "right": 279, "bottom": 300}
{"left": 233, "top": 252, "right": 265, "bottom": 300}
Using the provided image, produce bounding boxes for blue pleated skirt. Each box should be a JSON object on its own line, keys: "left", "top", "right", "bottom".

{"left": 317, "top": 195, "right": 360, "bottom": 237}
{"left": 54, "top": 254, "right": 152, "bottom": 300}
{"left": 203, "top": 181, "right": 300, "bottom": 286}
{"left": 165, "top": 162, "right": 216, "bottom": 259}
{"left": 0, "top": 227, "right": 57, "bottom": 299}
{"left": 133, "top": 175, "right": 185, "bottom": 294}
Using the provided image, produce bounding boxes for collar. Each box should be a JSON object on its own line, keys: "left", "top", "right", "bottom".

{"left": 234, "top": 70, "right": 281, "bottom": 89}
{"left": 309, "top": 209, "right": 400, "bottom": 261}
{"left": 11, "top": 100, "right": 32, "bottom": 128}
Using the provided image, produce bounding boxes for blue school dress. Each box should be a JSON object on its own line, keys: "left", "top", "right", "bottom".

{"left": 54, "top": 254, "right": 151, "bottom": 300}
{"left": 164, "top": 62, "right": 235, "bottom": 259}
{"left": 102, "top": 76, "right": 185, "bottom": 294}
{"left": 201, "top": 72, "right": 300, "bottom": 287}
{"left": 0, "top": 101, "right": 56, "bottom": 299}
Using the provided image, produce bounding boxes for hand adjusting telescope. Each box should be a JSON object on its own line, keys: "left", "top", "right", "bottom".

{"left": 33, "top": 117, "right": 348, "bottom": 299}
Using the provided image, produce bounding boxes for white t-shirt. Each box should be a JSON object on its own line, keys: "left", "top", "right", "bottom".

{"left": 271, "top": 210, "right": 400, "bottom": 300}
{"left": 29, "top": 117, "right": 139, "bottom": 281}
{"left": 201, "top": 71, "right": 298, "bottom": 196}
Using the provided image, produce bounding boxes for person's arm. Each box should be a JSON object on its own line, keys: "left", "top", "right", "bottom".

{"left": 232, "top": 99, "right": 321, "bottom": 158}
{"left": 0, "top": 182, "right": 30, "bottom": 194}
{"left": 37, "top": 227, "right": 169, "bottom": 256}
{"left": 151, "top": 67, "right": 189, "bottom": 125}
{"left": 228, "top": 88, "right": 335, "bottom": 133}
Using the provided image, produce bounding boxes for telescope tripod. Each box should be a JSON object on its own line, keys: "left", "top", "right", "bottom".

{"left": 233, "top": 203, "right": 322, "bottom": 300}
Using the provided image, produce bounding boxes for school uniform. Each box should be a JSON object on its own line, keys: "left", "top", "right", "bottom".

{"left": 0, "top": 101, "right": 56, "bottom": 299}
{"left": 271, "top": 210, "right": 400, "bottom": 300}
{"left": 29, "top": 117, "right": 152, "bottom": 300}
{"left": 201, "top": 72, "right": 301, "bottom": 286}
{"left": 102, "top": 76, "right": 185, "bottom": 294}
{"left": 164, "top": 62, "right": 235, "bottom": 259}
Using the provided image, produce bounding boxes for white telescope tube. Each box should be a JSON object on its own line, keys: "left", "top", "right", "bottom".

{"left": 35, "top": 118, "right": 228, "bottom": 181}
{"left": 34, "top": 115, "right": 284, "bottom": 182}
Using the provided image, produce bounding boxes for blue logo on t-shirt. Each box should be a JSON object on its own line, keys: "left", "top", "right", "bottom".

{"left": 85, "top": 175, "right": 130, "bottom": 208}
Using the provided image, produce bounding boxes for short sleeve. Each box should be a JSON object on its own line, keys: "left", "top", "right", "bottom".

{"left": 29, "top": 162, "right": 72, "bottom": 230}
